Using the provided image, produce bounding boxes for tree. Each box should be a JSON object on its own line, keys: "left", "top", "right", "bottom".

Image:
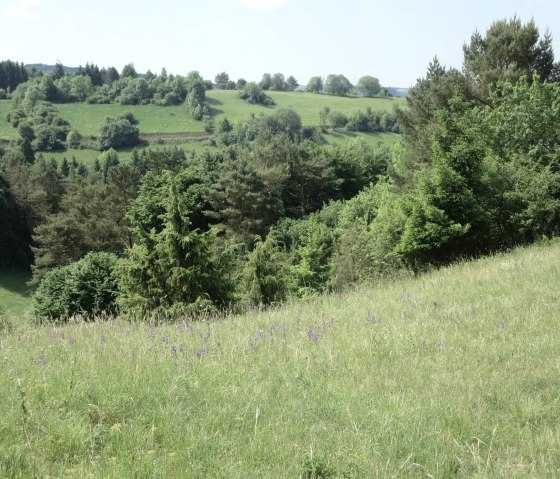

{"left": 306, "top": 76, "right": 323, "bottom": 94}
{"left": 259, "top": 73, "right": 272, "bottom": 90}
{"left": 52, "top": 62, "right": 65, "bottom": 81}
{"left": 70, "top": 75, "right": 93, "bottom": 101}
{"left": 121, "top": 63, "right": 138, "bottom": 78}
{"left": 215, "top": 71, "right": 229, "bottom": 89}
{"left": 324, "top": 74, "right": 353, "bottom": 96}
{"left": 236, "top": 78, "right": 247, "bottom": 89}
{"left": 270, "top": 73, "right": 286, "bottom": 91}
{"left": 31, "top": 252, "right": 119, "bottom": 322}
{"left": 241, "top": 231, "right": 289, "bottom": 306}
{"left": 98, "top": 116, "right": 140, "bottom": 149}
{"left": 238, "top": 82, "right": 275, "bottom": 105}
{"left": 260, "top": 108, "right": 302, "bottom": 141}
{"left": 206, "top": 157, "right": 283, "bottom": 243}
{"left": 118, "top": 172, "right": 233, "bottom": 317}
{"left": 102, "top": 66, "right": 120, "bottom": 85}
{"left": 357, "top": 75, "right": 381, "bottom": 97}
{"left": 286, "top": 75, "right": 299, "bottom": 91}
{"left": 463, "top": 17, "right": 555, "bottom": 101}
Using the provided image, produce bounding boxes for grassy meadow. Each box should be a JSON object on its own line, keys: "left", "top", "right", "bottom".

{"left": 207, "top": 90, "right": 404, "bottom": 126}
{"left": 0, "top": 270, "right": 31, "bottom": 320}
{"left": 1, "top": 93, "right": 401, "bottom": 169}
{"left": 1, "top": 92, "right": 403, "bottom": 140}
{"left": 2, "top": 240, "right": 560, "bottom": 478}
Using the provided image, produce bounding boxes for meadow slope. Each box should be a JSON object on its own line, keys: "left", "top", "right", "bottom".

{"left": 2, "top": 241, "right": 559, "bottom": 477}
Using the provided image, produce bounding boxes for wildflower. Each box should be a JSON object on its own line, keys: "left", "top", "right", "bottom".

{"left": 110, "top": 423, "right": 121, "bottom": 431}
{"left": 307, "top": 328, "right": 320, "bottom": 342}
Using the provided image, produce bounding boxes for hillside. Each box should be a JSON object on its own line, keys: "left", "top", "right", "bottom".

{"left": 2, "top": 240, "right": 560, "bottom": 477}
{"left": 0, "top": 92, "right": 403, "bottom": 138}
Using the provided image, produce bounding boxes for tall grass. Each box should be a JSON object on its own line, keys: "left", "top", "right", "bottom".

{"left": 1, "top": 241, "right": 560, "bottom": 477}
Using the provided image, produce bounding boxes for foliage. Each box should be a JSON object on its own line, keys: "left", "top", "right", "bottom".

{"left": 117, "top": 172, "right": 233, "bottom": 318}
{"left": 259, "top": 73, "right": 272, "bottom": 91}
{"left": 240, "top": 231, "right": 289, "bottom": 306}
{"left": 31, "top": 252, "right": 119, "bottom": 322}
{"left": 463, "top": 17, "right": 555, "bottom": 101}
{"left": 238, "top": 82, "right": 275, "bottom": 106}
{"left": 324, "top": 74, "right": 353, "bottom": 96}
{"left": 356, "top": 75, "right": 381, "bottom": 97}
{"left": 98, "top": 116, "right": 140, "bottom": 149}
{"left": 306, "top": 76, "right": 323, "bottom": 94}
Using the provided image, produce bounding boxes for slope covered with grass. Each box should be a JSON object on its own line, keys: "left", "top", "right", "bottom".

{"left": 0, "top": 270, "right": 31, "bottom": 320}
{"left": 2, "top": 241, "right": 559, "bottom": 477}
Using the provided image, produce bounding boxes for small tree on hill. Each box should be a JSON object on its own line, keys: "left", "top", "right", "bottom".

{"left": 306, "top": 76, "right": 323, "bottom": 94}
{"left": 357, "top": 75, "right": 381, "bottom": 97}
{"left": 286, "top": 75, "right": 299, "bottom": 91}
{"left": 98, "top": 116, "right": 140, "bottom": 150}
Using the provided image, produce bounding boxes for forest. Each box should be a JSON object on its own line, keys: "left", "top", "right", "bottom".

{"left": 1, "top": 17, "right": 560, "bottom": 323}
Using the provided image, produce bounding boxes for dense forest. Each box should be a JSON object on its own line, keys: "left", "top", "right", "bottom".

{"left": 1, "top": 17, "right": 560, "bottom": 322}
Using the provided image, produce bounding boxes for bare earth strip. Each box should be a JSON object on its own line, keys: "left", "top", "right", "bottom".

{"left": 139, "top": 132, "right": 212, "bottom": 140}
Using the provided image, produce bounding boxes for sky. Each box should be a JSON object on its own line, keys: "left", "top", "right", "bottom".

{"left": 1, "top": 0, "right": 559, "bottom": 87}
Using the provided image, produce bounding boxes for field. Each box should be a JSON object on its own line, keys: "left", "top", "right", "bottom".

{"left": 207, "top": 90, "right": 404, "bottom": 127}
{"left": 0, "top": 92, "right": 403, "bottom": 139}
{"left": 2, "top": 240, "right": 560, "bottom": 477}
{"left": 0, "top": 270, "right": 31, "bottom": 320}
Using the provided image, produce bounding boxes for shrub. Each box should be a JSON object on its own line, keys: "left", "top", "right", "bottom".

{"left": 98, "top": 116, "right": 140, "bottom": 150}
{"left": 31, "top": 252, "right": 119, "bottom": 322}
{"left": 66, "top": 130, "right": 82, "bottom": 148}
{"left": 238, "top": 82, "right": 275, "bottom": 106}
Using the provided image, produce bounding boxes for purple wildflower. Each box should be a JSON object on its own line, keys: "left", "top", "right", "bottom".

{"left": 307, "top": 328, "right": 320, "bottom": 342}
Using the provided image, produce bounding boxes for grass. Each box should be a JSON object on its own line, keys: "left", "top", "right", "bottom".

{"left": 54, "top": 103, "right": 205, "bottom": 137}
{"left": 0, "top": 100, "right": 19, "bottom": 141}
{"left": 2, "top": 240, "right": 560, "bottom": 477}
{"left": 0, "top": 92, "right": 403, "bottom": 140}
{"left": 0, "top": 269, "right": 31, "bottom": 319}
{"left": 207, "top": 89, "right": 404, "bottom": 127}
{"left": 2, "top": 93, "right": 402, "bottom": 164}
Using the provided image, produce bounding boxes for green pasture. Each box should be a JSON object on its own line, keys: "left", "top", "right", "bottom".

{"left": 0, "top": 269, "right": 31, "bottom": 319}
{"left": 54, "top": 103, "right": 205, "bottom": 137}
{"left": 207, "top": 89, "right": 404, "bottom": 126}
{"left": 0, "top": 100, "right": 18, "bottom": 141}
{"left": 2, "top": 240, "right": 560, "bottom": 477}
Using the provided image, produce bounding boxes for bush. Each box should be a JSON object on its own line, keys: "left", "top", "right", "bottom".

{"left": 238, "top": 82, "right": 275, "bottom": 106}
{"left": 32, "top": 124, "right": 65, "bottom": 151}
{"left": 98, "top": 116, "right": 140, "bottom": 149}
{"left": 31, "top": 252, "right": 119, "bottom": 322}
{"left": 66, "top": 130, "right": 82, "bottom": 148}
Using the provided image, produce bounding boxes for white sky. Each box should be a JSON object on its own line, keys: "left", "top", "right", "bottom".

{"left": 1, "top": 0, "right": 559, "bottom": 87}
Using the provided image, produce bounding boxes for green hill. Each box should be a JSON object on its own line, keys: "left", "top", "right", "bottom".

{"left": 0, "top": 92, "right": 403, "bottom": 138}
{"left": 0, "top": 270, "right": 31, "bottom": 320}
{"left": 2, "top": 240, "right": 560, "bottom": 477}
